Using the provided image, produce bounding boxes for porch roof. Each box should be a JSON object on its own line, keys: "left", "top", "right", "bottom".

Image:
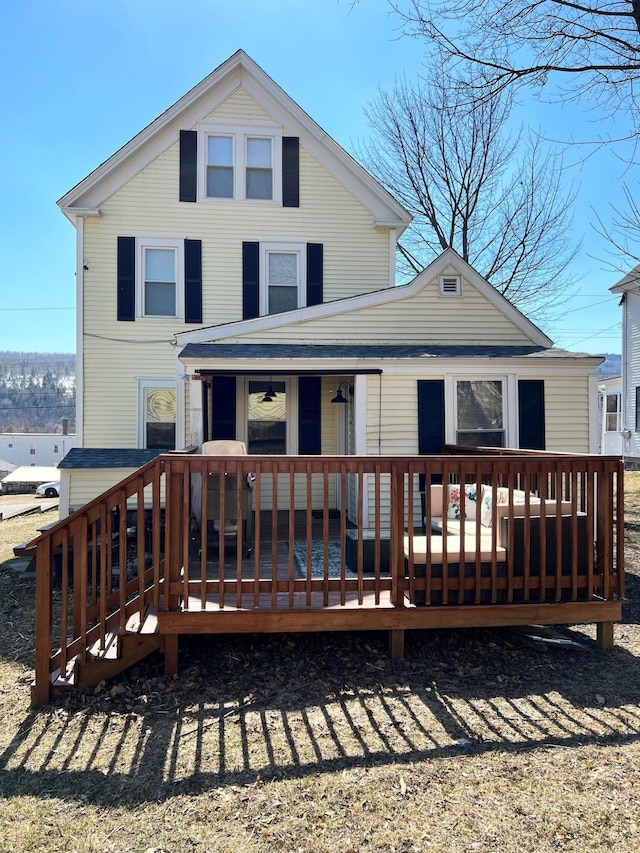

{"left": 179, "top": 343, "right": 593, "bottom": 362}
{"left": 59, "top": 448, "right": 162, "bottom": 470}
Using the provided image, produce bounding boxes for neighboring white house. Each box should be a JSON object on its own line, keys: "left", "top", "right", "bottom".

{"left": 598, "top": 375, "right": 623, "bottom": 456}
{"left": 610, "top": 264, "right": 640, "bottom": 468}
{"left": 0, "top": 427, "right": 76, "bottom": 469}
{"left": 56, "top": 49, "right": 604, "bottom": 518}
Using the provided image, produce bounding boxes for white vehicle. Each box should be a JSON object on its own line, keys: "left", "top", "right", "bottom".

{"left": 35, "top": 481, "right": 60, "bottom": 498}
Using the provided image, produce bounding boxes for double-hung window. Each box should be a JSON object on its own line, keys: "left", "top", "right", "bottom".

{"left": 136, "top": 238, "right": 184, "bottom": 320}
{"left": 138, "top": 380, "right": 176, "bottom": 450}
{"left": 199, "top": 123, "right": 281, "bottom": 203}
{"left": 606, "top": 393, "right": 621, "bottom": 432}
{"left": 455, "top": 379, "right": 505, "bottom": 447}
{"left": 206, "top": 135, "right": 234, "bottom": 198}
{"left": 260, "top": 242, "right": 305, "bottom": 315}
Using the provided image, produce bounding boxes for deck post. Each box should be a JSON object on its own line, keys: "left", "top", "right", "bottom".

{"left": 163, "top": 635, "right": 179, "bottom": 676}
{"left": 597, "top": 621, "right": 614, "bottom": 649}
{"left": 389, "top": 629, "right": 405, "bottom": 660}
{"left": 32, "top": 536, "right": 53, "bottom": 707}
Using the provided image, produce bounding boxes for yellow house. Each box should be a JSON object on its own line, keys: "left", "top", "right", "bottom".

{"left": 56, "top": 50, "right": 601, "bottom": 517}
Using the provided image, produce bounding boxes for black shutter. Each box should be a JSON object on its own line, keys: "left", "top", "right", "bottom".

{"left": 212, "top": 376, "right": 236, "bottom": 440}
{"left": 518, "top": 379, "right": 545, "bottom": 450}
{"left": 417, "top": 379, "right": 445, "bottom": 499}
{"left": 117, "top": 236, "right": 135, "bottom": 321}
{"left": 417, "top": 380, "right": 445, "bottom": 455}
{"left": 179, "top": 130, "right": 197, "bottom": 203}
{"left": 306, "top": 243, "right": 323, "bottom": 306}
{"left": 298, "top": 376, "right": 322, "bottom": 454}
{"left": 282, "top": 136, "right": 300, "bottom": 207}
{"left": 242, "top": 242, "right": 259, "bottom": 320}
{"left": 184, "top": 239, "right": 202, "bottom": 324}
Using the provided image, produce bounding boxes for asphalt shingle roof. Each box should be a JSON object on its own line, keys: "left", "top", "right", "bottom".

{"left": 58, "top": 448, "right": 162, "bottom": 470}
{"left": 179, "top": 343, "right": 596, "bottom": 360}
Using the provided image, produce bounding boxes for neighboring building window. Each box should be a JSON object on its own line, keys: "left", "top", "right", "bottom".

{"left": 456, "top": 379, "right": 505, "bottom": 447}
{"left": 29, "top": 444, "right": 36, "bottom": 455}
{"left": 53, "top": 444, "right": 59, "bottom": 454}
{"left": 198, "top": 122, "right": 281, "bottom": 203}
{"left": 139, "top": 381, "right": 176, "bottom": 449}
{"left": 606, "top": 393, "right": 622, "bottom": 432}
{"left": 246, "top": 380, "right": 288, "bottom": 454}
{"left": 135, "top": 238, "right": 184, "bottom": 320}
{"left": 260, "top": 242, "right": 305, "bottom": 315}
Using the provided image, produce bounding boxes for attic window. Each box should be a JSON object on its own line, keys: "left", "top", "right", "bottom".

{"left": 439, "top": 275, "right": 462, "bottom": 297}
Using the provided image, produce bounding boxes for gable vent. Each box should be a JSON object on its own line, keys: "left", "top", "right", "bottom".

{"left": 439, "top": 275, "right": 461, "bottom": 296}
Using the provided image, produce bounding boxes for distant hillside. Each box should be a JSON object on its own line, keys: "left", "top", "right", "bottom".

{"left": 0, "top": 351, "right": 76, "bottom": 433}
{"left": 596, "top": 353, "right": 622, "bottom": 379}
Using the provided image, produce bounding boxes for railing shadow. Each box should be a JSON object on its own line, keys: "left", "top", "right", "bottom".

{"left": 2, "top": 626, "right": 640, "bottom": 806}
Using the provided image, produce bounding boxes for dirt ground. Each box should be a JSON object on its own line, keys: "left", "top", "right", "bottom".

{"left": 0, "top": 480, "right": 639, "bottom": 852}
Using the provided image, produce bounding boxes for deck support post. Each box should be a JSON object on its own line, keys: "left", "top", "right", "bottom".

{"left": 597, "top": 621, "right": 614, "bottom": 649}
{"left": 163, "top": 635, "right": 179, "bottom": 676}
{"left": 32, "top": 536, "right": 53, "bottom": 707}
{"left": 389, "top": 629, "right": 405, "bottom": 660}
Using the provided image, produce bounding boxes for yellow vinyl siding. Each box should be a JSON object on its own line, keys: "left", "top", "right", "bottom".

{"left": 543, "top": 374, "right": 590, "bottom": 452}
{"left": 202, "top": 88, "right": 274, "bottom": 123}
{"left": 220, "top": 272, "right": 534, "bottom": 346}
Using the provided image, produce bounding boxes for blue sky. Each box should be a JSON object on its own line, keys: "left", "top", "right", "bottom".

{"left": 0, "top": 0, "right": 630, "bottom": 356}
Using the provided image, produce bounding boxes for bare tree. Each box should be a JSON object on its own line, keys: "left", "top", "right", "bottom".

{"left": 392, "top": 0, "right": 640, "bottom": 138}
{"left": 357, "top": 67, "right": 578, "bottom": 317}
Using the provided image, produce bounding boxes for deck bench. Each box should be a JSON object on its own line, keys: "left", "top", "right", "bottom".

{"left": 405, "top": 484, "right": 586, "bottom": 605}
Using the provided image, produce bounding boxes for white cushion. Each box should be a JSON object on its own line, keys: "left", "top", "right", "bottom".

{"left": 446, "top": 483, "right": 481, "bottom": 521}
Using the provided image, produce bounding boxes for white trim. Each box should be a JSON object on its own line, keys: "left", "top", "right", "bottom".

{"left": 197, "top": 120, "right": 282, "bottom": 204}
{"left": 237, "top": 377, "right": 295, "bottom": 453}
{"left": 353, "top": 375, "right": 369, "bottom": 526}
{"left": 137, "top": 378, "right": 177, "bottom": 450}
{"left": 175, "top": 248, "right": 553, "bottom": 348}
{"left": 439, "top": 274, "right": 462, "bottom": 297}
{"left": 75, "top": 217, "right": 84, "bottom": 453}
{"left": 447, "top": 375, "right": 510, "bottom": 447}
{"left": 388, "top": 230, "right": 397, "bottom": 288}
{"left": 135, "top": 237, "right": 184, "bottom": 321}
{"left": 57, "top": 50, "right": 411, "bottom": 231}
{"left": 589, "top": 373, "right": 599, "bottom": 453}
{"left": 61, "top": 207, "right": 101, "bottom": 224}
{"left": 259, "top": 240, "right": 306, "bottom": 315}
{"left": 175, "top": 350, "right": 187, "bottom": 450}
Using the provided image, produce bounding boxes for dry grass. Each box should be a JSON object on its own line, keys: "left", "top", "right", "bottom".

{"left": 1, "top": 481, "right": 640, "bottom": 852}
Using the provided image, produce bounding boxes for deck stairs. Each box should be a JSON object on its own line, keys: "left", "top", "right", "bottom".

{"left": 50, "top": 603, "right": 161, "bottom": 692}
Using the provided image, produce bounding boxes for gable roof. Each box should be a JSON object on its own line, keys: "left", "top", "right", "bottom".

{"left": 610, "top": 262, "right": 640, "bottom": 293}
{"left": 175, "top": 247, "right": 554, "bottom": 349}
{"left": 57, "top": 50, "right": 411, "bottom": 231}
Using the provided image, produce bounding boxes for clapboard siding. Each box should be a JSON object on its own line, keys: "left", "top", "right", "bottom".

{"left": 219, "top": 270, "right": 534, "bottom": 345}
{"left": 543, "top": 375, "right": 590, "bottom": 452}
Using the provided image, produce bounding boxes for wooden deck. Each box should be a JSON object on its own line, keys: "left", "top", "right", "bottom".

{"left": 29, "top": 451, "right": 625, "bottom": 705}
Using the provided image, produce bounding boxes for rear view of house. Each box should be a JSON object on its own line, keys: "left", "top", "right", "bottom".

{"left": 29, "top": 50, "right": 623, "bottom": 706}
{"left": 57, "top": 49, "right": 601, "bottom": 516}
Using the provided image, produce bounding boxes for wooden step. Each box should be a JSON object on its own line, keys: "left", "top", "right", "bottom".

{"left": 125, "top": 603, "right": 159, "bottom": 635}
{"left": 75, "top": 634, "right": 161, "bottom": 688}
{"left": 50, "top": 654, "right": 80, "bottom": 689}
{"left": 88, "top": 631, "right": 121, "bottom": 661}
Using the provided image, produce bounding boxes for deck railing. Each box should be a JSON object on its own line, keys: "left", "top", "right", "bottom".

{"left": 32, "top": 451, "right": 624, "bottom": 705}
